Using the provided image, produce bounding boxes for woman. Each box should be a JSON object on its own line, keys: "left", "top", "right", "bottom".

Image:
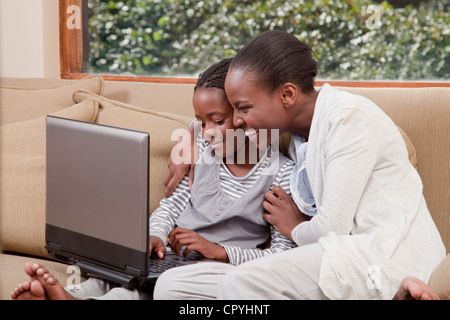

{"left": 217, "top": 30, "right": 445, "bottom": 299}
{"left": 165, "top": 31, "right": 445, "bottom": 300}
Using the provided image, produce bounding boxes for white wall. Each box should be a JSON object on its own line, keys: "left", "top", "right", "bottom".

{"left": 0, "top": 0, "right": 59, "bottom": 78}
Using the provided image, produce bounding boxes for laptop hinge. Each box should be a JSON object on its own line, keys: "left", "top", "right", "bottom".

{"left": 46, "top": 241, "right": 61, "bottom": 252}
{"left": 125, "top": 265, "right": 142, "bottom": 277}
{"left": 76, "top": 261, "right": 137, "bottom": 289}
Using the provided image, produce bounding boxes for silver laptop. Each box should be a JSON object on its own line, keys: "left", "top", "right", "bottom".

{"left": 45, "top": 116, "right": 205, "bottom": 289}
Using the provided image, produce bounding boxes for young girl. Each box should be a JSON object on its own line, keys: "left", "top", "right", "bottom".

{"left": 149, "top": 58, "right": 297, "bottom": 266}
{"left": 10, "top": 58, "right": 300, "bottom": 300}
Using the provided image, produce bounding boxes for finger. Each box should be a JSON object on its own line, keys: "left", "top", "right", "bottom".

{"left": 164, "top": 161, "right": 191, "bottom": 198}
{"left": 150, "top": 236, "right": 164, "bottom": 256}
{"left": 264, "top": 189, "right": 280, "bottom": 204}
{"left": 165, "top": 167, "right": 188, "bottom": 198}
{"left": 164, "top": 178, "right": 178, "bottom": 198}
{"left": 167, "top": 155, "right": 174, "bottom": 169}
{"left": 271, "top": 185, "right": 289, "bottom": 199}
{"left": 169, "top": 237, "right": 181, "bottom": 255}
{"left": 263, "top": 199, "right": 275, "bottom": 212}
{"left": 157, "top": 246, "right": 166, "bottom": 259}
{"left": 168, "top": 229, "right": 191, "bottom": 255}
{"left": 163, "top": 157, "right": 175, "bottom": 187}
{"left": 163, "top": 173, "right": 171, "bottom": 188}
{"left": 263, "top": 200, "right": 275, "bottom": 213}
{"left": 149, "top": 240, "right": 154, "bottom": 255}
{"left": 171, "top": 234, "right": 192, "bottom": 256}
{"left": 183, "top": 245, "right": 193, "bottom": 257}
{"left": 167, "top": 227, "right": 180, "bottom": 244}
{"left": 263, "top": 212, "right": 274, "bottom": 225}
{"left": 167, "top": 227, "right": 190, "bottom": 242}
{"left": 152, "top": 243, "right": 166, "bottom": 258}
{"left": 188, "top": 165, "right": 195, "bottom": 190}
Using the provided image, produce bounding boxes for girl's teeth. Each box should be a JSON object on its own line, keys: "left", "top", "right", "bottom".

{"left": 245, "top": 129, "right": 257, "bottom": 136}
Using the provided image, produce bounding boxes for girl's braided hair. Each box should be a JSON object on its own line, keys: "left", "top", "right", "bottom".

{"left": 194, "top": 58, "right": 233, "bottom": 92}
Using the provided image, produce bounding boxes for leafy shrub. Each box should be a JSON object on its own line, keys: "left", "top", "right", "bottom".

{"left": 87, "top": 0, "right": 449, "bottom": 80}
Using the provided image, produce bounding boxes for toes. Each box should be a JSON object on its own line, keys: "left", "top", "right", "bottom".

{"left": 35, "top": 266, "right": 50, "bottom": 277}
{"left": 17, "top": 282, "right": 28, "bottom": 292}
{"left": 24, "top": 262, "right": 35, "bottom": 276}
{"left": 22, "top": 281, "right": 31, "bottom": 291}
{"left": 17, "top": 262, "right": 72, "bottom": 300}
{"left": 11, "top": 281, "right": 31, "bottom": 299}
{"left": 25, "top": 262, "right": 47, "bottom": 277}
{"left": 46, "top": 276, "right": 56, "bottom": 285}
{"left": 42, "top": 272, "right": 56, "bottom": 284}
{"left": 41, "top": 270, "right": 56, "bottom": 284}
{"left": 11, "top": 288, "right": 19, "bottom": 299}
{"left": 42, "top": 274, "right": 74, "bottom": 300}
{"left": 29, "top": 280, "right": 46, "bottom": 298}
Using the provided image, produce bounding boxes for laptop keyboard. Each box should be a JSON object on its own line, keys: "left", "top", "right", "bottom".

{"left": 149, "top": 258, "right": 181, "bottom": 273}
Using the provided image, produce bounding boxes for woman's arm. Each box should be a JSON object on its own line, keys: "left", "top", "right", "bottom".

{"left": 292, "top": 108, "right": 379, "bottom": 245}
{"left": 164, "top": 122, "right": 197, "bottom": 198}
{"left": 164, "top": 121, "right": 210, "bottom": 197}
{"left": 264, "top": 108, "right": 379, "bottom": 246}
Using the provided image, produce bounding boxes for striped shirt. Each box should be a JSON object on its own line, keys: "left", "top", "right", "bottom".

{"left": 150, "top": 134, "right": 297, "bottom": 266}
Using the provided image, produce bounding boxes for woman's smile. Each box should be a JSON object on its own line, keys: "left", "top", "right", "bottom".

{"left": 244, "top": 128, "right": 259, "bottom": 143}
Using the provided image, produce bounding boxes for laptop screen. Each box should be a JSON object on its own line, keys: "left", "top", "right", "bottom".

{"left": 46, "top": 116, "right": 149, "bottom": 271}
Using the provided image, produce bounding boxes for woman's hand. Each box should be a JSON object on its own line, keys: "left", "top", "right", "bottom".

{"left": 149, "top": 235, "right": 166, "bottom": 259}
{"left": 167, "top": 227, "right": 228, "bottom": 262}
{"left": 163, "top": 155, "right": 194, "bottom": 198}
{"left": 263, "top": 186, "right": 311, "bottom": 240}
{"left": 163, "top": 125, "right": 197, "bottom": 198}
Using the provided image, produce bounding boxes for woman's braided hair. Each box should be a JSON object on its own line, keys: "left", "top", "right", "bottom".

{"left": 194, "top": 58, "right": 233, "bottom": 92}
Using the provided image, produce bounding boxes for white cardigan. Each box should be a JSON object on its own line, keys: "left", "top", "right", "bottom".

{"left": 291, "top": 84, "right": 445, "bottom": 299}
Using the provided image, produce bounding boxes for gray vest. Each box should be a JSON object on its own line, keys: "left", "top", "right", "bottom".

{"left": 176, "top": 147, "right": 289, "bottom": 249}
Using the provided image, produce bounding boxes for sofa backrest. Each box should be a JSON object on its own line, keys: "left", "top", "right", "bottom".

{"left": 1, "top": 77, "right": 449, "bottom": 254}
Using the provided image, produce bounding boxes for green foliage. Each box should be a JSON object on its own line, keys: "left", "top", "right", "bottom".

{"left": 87, "top": 0, "right": 449, "bottom": 80}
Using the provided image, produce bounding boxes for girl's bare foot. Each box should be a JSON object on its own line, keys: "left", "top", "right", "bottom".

{"left": 11, "top": 262, "right": 80, "bottom": 300}
{"left": 10, "top": 280, "right": 46, "bottom": 300}
{"left": 393, "top": 276, "right": 440, "bottom": 300}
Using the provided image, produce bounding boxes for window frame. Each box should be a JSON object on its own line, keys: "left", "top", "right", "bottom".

{"left": 59, "top": 0, "right": 449, "bottom": 88}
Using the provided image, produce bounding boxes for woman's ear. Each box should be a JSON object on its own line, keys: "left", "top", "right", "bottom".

{"left": 281, "top": 83, "right": 297, "bottom": 108}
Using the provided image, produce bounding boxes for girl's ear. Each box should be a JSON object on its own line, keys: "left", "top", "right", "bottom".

{"left": 281, "top": 83, "right": 297, "bottom": 109}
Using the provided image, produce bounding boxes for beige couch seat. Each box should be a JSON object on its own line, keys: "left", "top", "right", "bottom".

{"left": 1, "top": 75, "right": 449, "bottom": 300}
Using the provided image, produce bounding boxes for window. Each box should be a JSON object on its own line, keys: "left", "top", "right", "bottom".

{"left": 60, "top": 0, "right": 449, "bottom": 86}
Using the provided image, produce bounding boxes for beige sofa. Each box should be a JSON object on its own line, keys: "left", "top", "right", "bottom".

{"left": 1, "top": 75, "right": 449, "bottom": 300}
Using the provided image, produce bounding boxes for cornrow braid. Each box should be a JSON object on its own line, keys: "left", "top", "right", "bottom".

{"left": 194, "top": 58, "right": 233, "bottom": 92}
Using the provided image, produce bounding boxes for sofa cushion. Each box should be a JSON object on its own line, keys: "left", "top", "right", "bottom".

{"left": 0, "top": 75, "right": 104, "bottom": 125}
{"left": 73, "top": 90, "right": 193, "bottom": 213}
{"left": 0, "top": 100, "right": 99, "bottom": 258}
{"left": 429, "top": 253, "right": 450, "bottom": 300}
{"left": 397, "top": 126, "right": 417, "bottom": 169}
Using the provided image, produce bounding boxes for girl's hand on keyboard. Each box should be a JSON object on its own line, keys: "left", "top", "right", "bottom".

{"left": 150, "top": 235, "right": 166, "bottom": 259}
{"left": 167, "top": 227, "right": 229, "bottom": 262}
